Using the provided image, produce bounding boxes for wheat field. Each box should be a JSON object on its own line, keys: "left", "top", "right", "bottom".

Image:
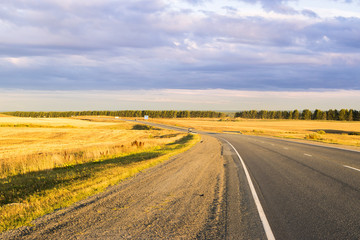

{"left": 0, "top": 116, "right": 184, "bottom": 178}
{"left": 0, "top": 116, "right": 198, "bottom": 231}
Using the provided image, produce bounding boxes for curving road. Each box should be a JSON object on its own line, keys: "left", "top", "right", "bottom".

{"left": 217, "top": 133, "right": 360, "bottom": 240}
{"left": 133, "top": 120, "right": 360, "bottom": 239}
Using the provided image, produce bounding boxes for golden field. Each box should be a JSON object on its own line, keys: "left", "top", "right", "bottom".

{"left": 0, "top": 116, "right": 184, "bottom": 178}
{"left": 149, "top": 118, "right": 360, "bottom": 149}
{"left": 0, "top": 116, "right": 199, "bottom": 231}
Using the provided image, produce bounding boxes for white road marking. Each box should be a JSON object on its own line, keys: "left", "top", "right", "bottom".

{"left": 304, "top": 153, "right": 312, "bottom": 157}
{"left": 344, "top": 165, "right": 360, "bottom": 172}
{"left": 221, "top": 138, "right": 276, "bottom": 240}
{"left": 255, "top": 135, "right": 360, "bottom": 154}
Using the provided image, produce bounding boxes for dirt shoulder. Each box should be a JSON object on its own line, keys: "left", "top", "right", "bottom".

{"left": 0, "top": 135, "right": 225, "bottom": 240}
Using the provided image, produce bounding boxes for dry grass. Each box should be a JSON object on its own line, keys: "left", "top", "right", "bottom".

{"left": 0, "top": 134, "right": 199, "bottom": 232}
{"left": 0, "top": 116, "right": 200, "bottom": 232}
{"left": 0, "top": 117, "right": 184, "bottom": 178}
{"left": 149, "top": 118, "right": 360, "bottom": 148}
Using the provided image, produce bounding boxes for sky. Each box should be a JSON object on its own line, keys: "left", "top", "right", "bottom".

{"left": 1, "top": 0, "right": 360, "bottom": 111}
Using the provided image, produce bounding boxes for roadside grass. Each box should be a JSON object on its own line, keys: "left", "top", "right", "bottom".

{"left": 149, "top": 118, "right": 360, "bottom": 148}
{"left": 0, "top": 133, "right": 200, "bottom": 232}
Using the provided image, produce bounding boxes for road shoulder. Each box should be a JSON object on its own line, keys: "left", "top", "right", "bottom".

{"left": 1, "top": 135, "right": 225, "bottom": 240}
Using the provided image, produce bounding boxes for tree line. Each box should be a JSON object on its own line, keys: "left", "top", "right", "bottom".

{"left": 4, "top": 109, "right": 359, "bottom": 121}
{"left": 235, "top": 109, "right": 360, "bottom": 121}
{"left": 3, "top": 110, "right": 227, "bottom": 119}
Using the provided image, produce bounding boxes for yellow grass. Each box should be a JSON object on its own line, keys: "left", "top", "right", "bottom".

{"left": 0, "top": 133, "right": 200, "bottom": 232}
{"left": 0, "top": 116, "right": 200, "bottom": 231}
{"left": 0, "top": 117, "right": 184, "bottom": 178}
{"left": 149, "top": 118, "right": 360, "bottom": 148}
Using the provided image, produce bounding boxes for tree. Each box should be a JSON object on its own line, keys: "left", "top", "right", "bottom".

{"left": 275, "top": 111, "right": 283, "bottom": 119}
{"left": 282, "top": 111, "right": 290, "bottom": 119}
{"left": 348, "top": 109, "right": 354, "bottom": 121}
{"left": 313, "top": 109, "right": 323, "bottom": 120}
{"left": 258, "top": 110, "right": 268, "bottom": 119}
{"left": 338, "top": 109, "right": 347, "bottom": 121}
{"left": 301, "top": 109, "right": 312, "bottom": 120}
{"left": 353, "top": 110, "right": 360, "bottom": 121}
{"left": 292, "top": 110, "right": 300, "bottom": 120}
{"left": 327, "top": 109, "right": 335, "bottom": 120}
{"left": 288, "top": 111, "right": 293, "bottom": 120}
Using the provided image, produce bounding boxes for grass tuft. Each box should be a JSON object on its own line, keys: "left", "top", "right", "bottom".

{"left": 305, "top": 133, "right": 323, "bottom": 140}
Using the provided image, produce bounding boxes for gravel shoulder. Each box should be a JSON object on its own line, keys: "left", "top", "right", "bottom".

{"left": 1, "top": 135, "right": 224, "bottom": 240}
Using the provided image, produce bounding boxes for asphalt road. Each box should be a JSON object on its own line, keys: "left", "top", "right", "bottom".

{"left": 130, "top": 120, "right": 360, "bottom": 239}
{"left": 217, "top": 133, "right": 360, "bottom": 240}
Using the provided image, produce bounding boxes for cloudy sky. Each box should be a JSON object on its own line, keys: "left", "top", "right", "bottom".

{"left": 1, "top": 0, "right": 360, "bottom": 111}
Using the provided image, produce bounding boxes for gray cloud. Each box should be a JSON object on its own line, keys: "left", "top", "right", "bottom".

{"left": 222, "top": 6, "right": 238, "bottom": 14}
{"left": 0, "top": 0, "right": 359, "bottom": 91}
{"left": 183, "top": 0, "right": 209, "bottom": 5}
{"left": 334, "top": 0, "right": 355, "bottom": 3}
{"left": 237, "top": 0, "right": 299, "bottom": 14}
{"left": 301, "top": 9, "right": 319, "bottom": 18}
{"left": 301, "top": 17, "right": 360, "bottom": 52}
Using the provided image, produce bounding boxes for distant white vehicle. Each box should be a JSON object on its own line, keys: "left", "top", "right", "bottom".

{"left": 188, "top": 128, "right": 197, "bottom": 134}
{"left": 115, "top": 116, "right": 119, "bottom": 119}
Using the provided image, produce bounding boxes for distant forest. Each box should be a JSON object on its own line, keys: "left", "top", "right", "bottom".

{"left": 235, "top": 109, "right": 360, "bottom": 121}
{"left": 4, "top": 110, "right": 226, "bottom": 118}
{"left": 3, "top": 109, "right": 360, "bottom": 121}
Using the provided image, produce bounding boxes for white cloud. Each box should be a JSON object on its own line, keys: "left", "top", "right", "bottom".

{"left": 4, "top": 57, "right": 31, "bottom": 67}
{"left": 184, "top": 38, "right": 198, "bottom": 49}
{"left": 1, "top": 89, "right": 360, "bottom": 111}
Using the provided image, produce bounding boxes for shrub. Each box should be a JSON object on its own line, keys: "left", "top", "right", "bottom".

{"left": 132, "top": 124, "right": 153, "bottom": 130}
{"left": 305, "top": 133, "right": 323, "bottom": 140}
{"left": 349, "top": 132, "right": 360, "bottom": 135}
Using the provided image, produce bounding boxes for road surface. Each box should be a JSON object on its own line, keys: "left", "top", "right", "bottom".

{"left": 217, "top": 133, "right": 360, "bottom": 240}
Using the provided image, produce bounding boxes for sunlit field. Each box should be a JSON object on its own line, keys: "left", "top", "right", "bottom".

{"left": 149, "top": 118, "right": 360, "bottom": 149}
{"left": 0, "top": 116, "right": 199, "bottom": 232}
{"left": 0, "top": 117, "right": 184, "bottom": 178}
